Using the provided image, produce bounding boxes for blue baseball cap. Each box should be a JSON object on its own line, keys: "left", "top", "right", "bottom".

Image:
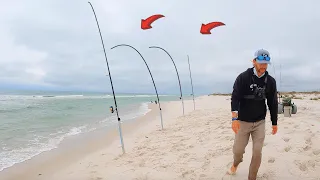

{"left": 254, "top": 49, "right": 271, "bottom": 64}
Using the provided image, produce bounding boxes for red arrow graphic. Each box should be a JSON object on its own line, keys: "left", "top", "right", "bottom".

{"left": 200, "top": 21, "right": 225, "bottom": 34}
{"left": 141, "top": 14, "right": 165, "bottom": 30}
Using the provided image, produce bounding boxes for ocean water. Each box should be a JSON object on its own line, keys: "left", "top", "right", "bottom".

{"left": 0, "top": 91, "right": 185, "bottom": 171}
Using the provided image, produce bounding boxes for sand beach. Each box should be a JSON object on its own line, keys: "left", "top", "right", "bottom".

{"left": 1, "top": 94, "right": 320, "bottom": 180}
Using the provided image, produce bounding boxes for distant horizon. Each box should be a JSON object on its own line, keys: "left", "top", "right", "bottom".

{"left": 0, "top": 82, "right": 210, "bottom": 96}
{"left": 0, "top": 88, "right": 199, "bottom": 96}
{"left": 2, "top": 86, "right": 319, "bottom": 96}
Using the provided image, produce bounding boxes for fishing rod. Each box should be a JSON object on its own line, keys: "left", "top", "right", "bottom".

{"left": 110, "top": 44, "right": 164, "bottom": 130}
{"left": 272, "top": 64, "right": 277, "bottom": 82}
{"left": 271, "top": 63, "right": 280, "bottom": 102}
{"left": 279, "top": 63, "right": 282, "bottom": 101}
{"left": 88, "top": 1, "right": 125, "bottom": 154}
{"left": 187, "top": 55, "right": 195, "bottom": 110}
{"left": 149, "top": 46, "right": 185, "bottom": 115}
{"left": 278, "top": 49, "right": 283, "bottom": 101}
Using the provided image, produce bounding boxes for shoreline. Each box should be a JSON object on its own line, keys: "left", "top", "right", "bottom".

{"left": 0, "top": 101, "right": 151, "bottom": 171}
{"left": 0, "top": 94, "right": 171, "bottom": 173}
{"left": 0, "top": 97, "right": 190, "bottom": 180}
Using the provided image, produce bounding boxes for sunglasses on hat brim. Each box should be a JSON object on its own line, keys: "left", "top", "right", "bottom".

{"left": 256, "top": 55, "right": 270, "bottom": 61}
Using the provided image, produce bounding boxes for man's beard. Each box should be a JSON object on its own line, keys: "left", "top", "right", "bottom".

{"left": 257, "top": 68, "right": 266, "bottom": 73}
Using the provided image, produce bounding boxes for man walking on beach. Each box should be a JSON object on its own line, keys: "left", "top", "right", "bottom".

{"left": 228, "top": 49, "right": 278, "bottom": 180}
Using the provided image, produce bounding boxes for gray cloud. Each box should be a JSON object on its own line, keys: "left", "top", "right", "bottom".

{"left": 0, "top": 0, "right": 319, "bottom": 95}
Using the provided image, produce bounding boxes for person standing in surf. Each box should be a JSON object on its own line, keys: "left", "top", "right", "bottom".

{"left": 228, "top": 49, "right": 278, "bottom": 180}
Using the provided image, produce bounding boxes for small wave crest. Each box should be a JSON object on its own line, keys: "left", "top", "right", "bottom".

{"left": 139, "top": 102, "right": 152, "bottom": 115}
{"left": 0, "top": 126, "right": 87, "bottom": 172}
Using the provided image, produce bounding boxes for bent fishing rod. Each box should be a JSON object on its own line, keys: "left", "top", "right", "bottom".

{"left": 149, "top": 46, "right": 185, "bottom": 116}
{"left": 88, "top": 1, "right": 125, "bottom": 154}
{"left": 110, "top": 44, "right": 164, "bottom": 130}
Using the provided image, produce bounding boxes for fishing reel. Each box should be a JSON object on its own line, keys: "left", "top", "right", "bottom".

{"left": 253, "top": 86, "right": 266, "bottom": 100}
{"left": 110, "top": 106, "right": 114, "bottom": 113}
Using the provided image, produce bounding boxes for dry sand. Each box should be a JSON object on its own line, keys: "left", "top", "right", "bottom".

{"left": 1, "top": 95, "right": 320, "bottom": 180}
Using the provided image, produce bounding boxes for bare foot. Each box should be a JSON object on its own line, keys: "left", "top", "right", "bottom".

{"left": 227, "top": 165, "right": 237, "bottom": 175}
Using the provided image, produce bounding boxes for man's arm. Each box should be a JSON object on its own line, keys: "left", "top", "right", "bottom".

{"left": 231, "top": 74, "right": 243, "bottom": 134}
{"left": 231, "top": 74, "right": 243, "bottom": 112}
{"left": 267, "top": 78, "right": 278, "bottom": 125}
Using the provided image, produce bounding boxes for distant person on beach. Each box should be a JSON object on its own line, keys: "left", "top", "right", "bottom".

{"left": 228, "top": 49, "right": 278, "bottom": 180}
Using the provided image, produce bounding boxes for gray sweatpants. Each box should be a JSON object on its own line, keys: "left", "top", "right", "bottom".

{"left": 232, "top": 120, "right": 266, "bottom": 180}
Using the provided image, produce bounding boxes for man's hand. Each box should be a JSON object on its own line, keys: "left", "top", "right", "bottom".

{"left": 272, "top": 125, "right": 278, "bottom": 135}
{"left": 232, "top": 120, "right": 240, "bottom": 134}
{"left": 231, "top": 111, "right": 240, "bottom": 134}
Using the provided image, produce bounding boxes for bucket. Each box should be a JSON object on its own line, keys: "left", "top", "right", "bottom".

{"left": 284, "top": 106, "right": 292, "bottom": 117}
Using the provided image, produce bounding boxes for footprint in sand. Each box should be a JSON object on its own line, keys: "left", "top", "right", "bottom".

{"left": 268, "top": 157, "right": 275, "bottom": 163}
{"left": 306, "top": 129, "right": 312, "bottom": 134}
{"left": 307, "top": 160, "right": 316, "bottom": 168}
{"left": 296, "top": 161, "right": 308, "bottom": 172}
{"left": 283, "top": 137, "right": 290, "bottom": 142}
{"left": 179, "top": 152, "right": 190, "bottom": 159}
{"left": 312, "top": 149, "right": 320, "bottom": 155}
{"left": 310, "top": 133, "right": 315, "bottom": 138}
{"left": 201, "top": 159, "right": 211, "bottom": 169}
{"left": 303, "top": 145, "right": 311, "bottom": 151}
{"left": 139, "top": 160, "right": 145, "bottom": 167}
{"left": 138, "top": 151, "right": 146, "bottom": 156}
{"left": 92, "top": 177, "right": 103, "bottom": 180}
{"left": 181, "top": 137, "right": 192, "bottom": 142}
{"left": 198, "top": 174, "right": 207, "bottom": 178}
{"left": 127, "top": 160, "right": 134, "bottom": 164}
{"left": 284, "top": 146, "right": 292, "bottom": 152}
{"left": 181, "top": 169, "right": 195, "bottom": 178}
{"left": 171, "top": 143, "right": 187, "bottom": 152}
{"left": 257, "top": 171, "right": 275, "bottom": 179}
{"left": 293, "top": 160, "right": 316, "bottom": 172}
{"left": 305, "top": 137, "right": 312, "bottom": 145}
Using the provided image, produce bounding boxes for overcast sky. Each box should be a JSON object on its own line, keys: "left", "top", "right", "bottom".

{"left": 0, "top": 0, "right": 319, "bottom": 95}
